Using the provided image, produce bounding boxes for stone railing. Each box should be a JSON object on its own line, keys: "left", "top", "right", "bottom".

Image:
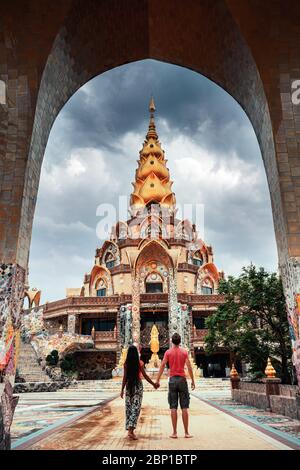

{"left": 116, "top": 237, "right": 191, "bottom": 248}
{"left": 109, "top": 264, "right": 131, "bottom": 275}
{"left": 43, "top": 296, "right": 123, "bottom": 315}
{"left": 279, "top": 384, "right": 298, "bottom": 398}
{"left": 117, "top": 238, "right": 141, "bottom": 248}
{"left": 39, "top": 293, "right": 224, "bottom": 317}
{"left": 178, "top": 263, "right": 199, "bottom": 273}
{"left": 93, "top": 330, "right": 118, "bottom": 351}
{"left": 94, "top": 330, "right": 116, "bottom": 340}
{"left": 140, "top": 293, "right": 168, "bottom": 303}
{"left": 231, "top": 378, "right": 300, "bottom": 420}
{"left": 178, "top": 293, "right": 224, "bottom": 304}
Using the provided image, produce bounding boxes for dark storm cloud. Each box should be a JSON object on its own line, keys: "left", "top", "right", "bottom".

{"left": 29, "top": 59, "right": 277, "bottom": 301}
{"left": 59, "top": 60, "right": 257, "bottom": 162}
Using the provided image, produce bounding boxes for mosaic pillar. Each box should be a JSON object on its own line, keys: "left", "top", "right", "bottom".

{"left": 168, "top": 268, "right": 179, "bottom": 344}
{"left": 0, "top": 263, "right": 25, "bottom": 450}
{"left": 280, "top": 257, "right": 300, "bottom": 389}
{"left": 131, "top": 276, "right": 140, "bottom": 344}
{"left": 119, "top": 304, "right": 133, "bottom": 348}
{"left": 67, "top": 314, "right": 77, "bottom": 334}
{"left": 179, "top": 304, "right": 191, "bottom": 350}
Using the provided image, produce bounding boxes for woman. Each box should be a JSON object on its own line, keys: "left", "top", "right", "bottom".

{"left": 120, "top": 344, "right": 157, "bottom": 440}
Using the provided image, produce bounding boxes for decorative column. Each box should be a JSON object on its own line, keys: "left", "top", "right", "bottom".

{"left": 280, "top": 257, "right": 300, "bottom": 389}
{"left": 168, "top": 268, "right": 179, "bottom": 343}
{"left": 131, "top": 275, "right": 140, "bottom": 344}
{"left": 177, "top": 303, "right": 191, "bottom": 350}
{"left": 230, "top": 364, "right": 240, "bottom": 392}
{"left": 119, "top": 304, "right": 133, "bottom": 348}
{"left": 67, "top": 314, "right": 77, "bottom": 334}
{"left": 0, "top": 263, "right": 25, "bottom": 450}
{"left": 263, "top": 358, "right": 281, "bottom": 412}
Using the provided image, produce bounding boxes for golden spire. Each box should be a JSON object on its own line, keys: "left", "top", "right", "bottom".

{"left": 230, "top": 363, "right": 239, "bottom": 378}
{"left": 265, "top": 357, "right": 276, "bottom": 378}
{"left": 130, "top": 97, "right": 176, "bottom": 214}
{"left": 146, "top": 96, "right": 158, "bottom": 140}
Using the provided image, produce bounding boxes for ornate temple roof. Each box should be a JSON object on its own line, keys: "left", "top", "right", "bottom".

{"left": 130, "top": 98, "right": 176, "bottom": 215}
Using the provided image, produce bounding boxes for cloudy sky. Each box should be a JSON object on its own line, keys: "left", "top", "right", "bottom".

{"left": 28, "top": 59, "right": 278, "bottom": 302}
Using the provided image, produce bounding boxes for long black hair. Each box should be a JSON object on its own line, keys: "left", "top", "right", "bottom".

{"left": 125, "top": 345, "right": 140, "bottom": 395}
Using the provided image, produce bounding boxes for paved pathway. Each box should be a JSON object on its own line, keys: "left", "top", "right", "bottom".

{"left": 14, "top": 392, "right": 296, "bottom": 450}
{"left": 11, "top": 389, "right": 117, "bottom": 448}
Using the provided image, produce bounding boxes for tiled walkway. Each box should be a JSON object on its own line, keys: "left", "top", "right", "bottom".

{"left": 193, "top": 393, "right": 300, "bottom": 450}
{"left": 14, "top": 392, "right": 297, "bottom": 450}
{"left": 11, "top": 389, "right": 117, "bottom": 449}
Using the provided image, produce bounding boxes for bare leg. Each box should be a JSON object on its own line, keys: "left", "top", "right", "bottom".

{"left": 182, "top": 409, "right": 192, "bottom": 438}
{"left": 170, "top": 409, "right": 178, "bottom": 438}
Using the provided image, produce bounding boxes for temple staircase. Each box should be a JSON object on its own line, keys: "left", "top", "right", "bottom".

{"left": 16, "top": 341, "right": 51, "bottom": 383}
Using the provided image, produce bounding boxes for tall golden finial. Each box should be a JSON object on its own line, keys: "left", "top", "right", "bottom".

{"left": 265, "top": 357, "right": 276, "bottom": 378}
{"left": 146, "top": 96, "right": 158, "bottom": 140}
{"left": 149, "top": 95, "right": 155, "bottom": 113}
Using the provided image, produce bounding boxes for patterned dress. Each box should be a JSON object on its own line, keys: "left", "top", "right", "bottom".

{"left": 125, "top": 360, "right": 144, "bottom": 430}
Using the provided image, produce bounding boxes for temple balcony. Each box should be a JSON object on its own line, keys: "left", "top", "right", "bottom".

{"left": 191, "top": 328, "right": 209, "bottom": 347}
{"left": 42, "top": 295, "right": 131, "bottom": 318}
{"left": 177, "top": 262, "right": 199, "bottom": 273}
{"left": 38, "top": 293, "right": 224, "bottom": 319}
{"left": 92, "top": 329, "right": 118, "bottom": 351}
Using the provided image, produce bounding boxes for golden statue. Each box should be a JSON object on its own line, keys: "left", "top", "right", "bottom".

{"left": 147, "top": 324, "right": 161, "bottom": 369}
{"left": 115, "top": 347, "right": 128, "bottom": 370}
{"left": 150, "top": 324, "right": 159, "bottom": 354}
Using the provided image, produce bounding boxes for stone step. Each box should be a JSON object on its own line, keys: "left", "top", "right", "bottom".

{"left": 17, "top": 340, "right": 52, "bottom": 384}
{"left": 67, "top": 379, "right": 231, "bottom": 393}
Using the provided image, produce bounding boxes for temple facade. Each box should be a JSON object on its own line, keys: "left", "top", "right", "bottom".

{"left": 25, "top": 99, "right": 230, "bottom": 379}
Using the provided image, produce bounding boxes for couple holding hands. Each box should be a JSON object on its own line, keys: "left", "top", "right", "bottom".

{"left": 120, "top": 333, "right": 195, "bottom": 440}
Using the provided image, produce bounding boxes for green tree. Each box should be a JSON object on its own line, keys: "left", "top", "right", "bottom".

{"left": 205, "top": 265, "right": 293, "bottom": 383}
{"left": 46, "top": 349, "right": 59, "bottom": 366}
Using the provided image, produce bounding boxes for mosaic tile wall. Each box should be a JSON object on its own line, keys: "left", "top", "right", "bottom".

{"left": 119, "top": 303, "right": 132, "bottom": 348}
{"left": 0, "top": 263, "right": 25, "bottom": 449}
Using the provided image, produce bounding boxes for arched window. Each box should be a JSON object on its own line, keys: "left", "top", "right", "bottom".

{"left": 105, "top": 252, "right": 115, "bottom": 269}
{"left": 201, "top": 277, "right": 214, "bottom": 295}
{"left": 145, "top": 272, "right": 163, "bottom": 293}
{"left": 192, "top": 250, "right": 203, "bottom": 267}
{"left": 95, "top": 278, "right": 107, "bottom": 297}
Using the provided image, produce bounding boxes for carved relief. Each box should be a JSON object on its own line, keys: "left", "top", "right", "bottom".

{"left": 119, "top": 304, "right": 132, "bottom": 347}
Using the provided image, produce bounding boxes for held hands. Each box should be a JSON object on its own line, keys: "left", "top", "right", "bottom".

{"left": 153, "top": 381, "right": 160, "bottom": 389}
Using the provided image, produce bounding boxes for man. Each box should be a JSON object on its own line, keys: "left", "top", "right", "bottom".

{"left": 156, "top": 333, "right": 195, "bottom": 438}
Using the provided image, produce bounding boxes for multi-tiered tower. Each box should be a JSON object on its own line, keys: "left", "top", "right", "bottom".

{"left": 130, "top": 97, "right": 176, "bottom": 214}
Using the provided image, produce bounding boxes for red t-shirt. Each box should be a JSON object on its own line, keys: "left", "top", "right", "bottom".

{"left": 164, "top": 347, "right": 188, "bottom": 377}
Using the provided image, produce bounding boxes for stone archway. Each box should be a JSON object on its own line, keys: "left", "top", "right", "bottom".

{"left": 1, "top": 0, "right": 300, "bottom": 449}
